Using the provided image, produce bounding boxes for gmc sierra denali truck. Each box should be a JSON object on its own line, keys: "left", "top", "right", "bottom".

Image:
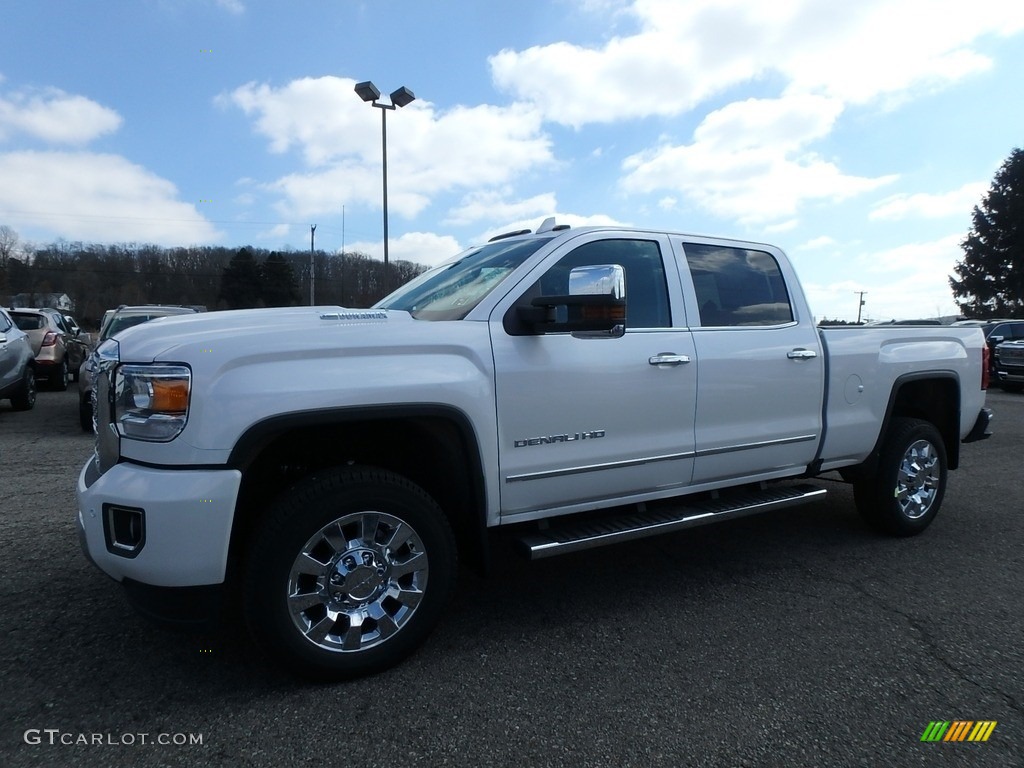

{"left": 76, "top": 220, "right": 992, "bottom": 679}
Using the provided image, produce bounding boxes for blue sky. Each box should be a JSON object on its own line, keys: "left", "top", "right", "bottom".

{"left": 2, "top": 0, "right": 1022, "bottom": 321}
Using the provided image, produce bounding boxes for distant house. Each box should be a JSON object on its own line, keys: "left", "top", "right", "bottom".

{"left": 8, "top": 292, "right": 75, "bottom": 312}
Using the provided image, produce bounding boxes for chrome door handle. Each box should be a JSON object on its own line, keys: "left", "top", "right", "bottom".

{"left": 787, "top": 349, "right": 817, "bottom": 360}
{"left": 649, "top": 353, "right": 691, "bottom": 366}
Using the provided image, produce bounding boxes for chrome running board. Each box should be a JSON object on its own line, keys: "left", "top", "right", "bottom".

{"left": 517, "top": 483, "right": 827, "bottom": 559}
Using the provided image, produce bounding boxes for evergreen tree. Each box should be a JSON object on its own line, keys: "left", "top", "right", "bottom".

{"left": 950, "top": 148, "right": 1024, "bottom": 317}
{"left": 260, "top": 251, "right": 300, "bottom": 307}
{"left": 218, "top": 247, "right": 262, "bottom": 309}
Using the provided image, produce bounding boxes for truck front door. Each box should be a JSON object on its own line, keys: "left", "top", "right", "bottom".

{"left": 490, "top": 233, "right": 697, "bottom": 519}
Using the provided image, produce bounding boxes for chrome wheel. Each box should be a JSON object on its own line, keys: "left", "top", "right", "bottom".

{"left": 245, "top": 467, "right": 457, "bottom": 679}
{"left": 287, "top": 511, "right": 429, "bottom": 653}
{"left": 895, "top": 439, "right": 940, "bottom": 519}
{"left": 853, "top": 417, "right": 947, "bottom": 537}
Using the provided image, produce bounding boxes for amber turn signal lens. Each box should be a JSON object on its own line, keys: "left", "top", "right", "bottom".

{"left": 151, "top": 379, "right": 189, "bottom": 412}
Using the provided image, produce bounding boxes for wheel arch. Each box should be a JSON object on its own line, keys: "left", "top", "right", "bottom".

{"left": 225, "top": 405, "right": 490, "bottom": 579}
{"left": 847, "top": 372, "right": 962, "bottom": 480}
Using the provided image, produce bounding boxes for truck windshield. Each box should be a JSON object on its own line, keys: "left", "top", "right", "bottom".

{"left": 378, "top": 237, "right": 552, "bottom": 320}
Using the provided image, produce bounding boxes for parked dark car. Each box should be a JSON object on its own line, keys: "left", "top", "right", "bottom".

{"left": 993, "top": 339, "right": 1024, "bottom": 392}
{"left": 0, "top": 307, "right": 36, "bottom": 410}
{"left": 981, "top": 320, "right": 1024, "bottom": 388}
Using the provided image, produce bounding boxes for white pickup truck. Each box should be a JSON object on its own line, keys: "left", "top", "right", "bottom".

{"left": 76, "top": 220, "right": 992, "bottom": 679}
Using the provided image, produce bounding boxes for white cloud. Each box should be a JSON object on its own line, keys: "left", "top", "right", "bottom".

{"left": 478, "top": 213, "right": 626, "bottom": 242}
{"left": 221, "top": 77, "right": 554, "bottom": 221}
{"left": 259, "top": 223, "right": 290, "bottom": 240}
{"left": 621, "top": 95, "right": 896, "bottom": 224}
{"left": 216, "top": 0, "right": 244, "bottom": 13}
{"left": 0, "top": 151, "right": 220, "bottom": 245}
{"left": 444, "top": 190, "right": 558, "bottom": 227}
{"left": 764, "top": 219, "right": 799, "bottom": 234}
{"left": 855, "top": 233, "right": 962, "bottom": 276}
{"left": 346, "top": 231, "right": 462, "bottom": 268}
{"left": 798, "top": 236, "right": 837, "bottom": 250}
{"left": 798, "top": 233, "right": 966, "bottom": 320}
{"left": 870, "top": 182, "right": 987, "bottom": 221}
{"left": 0, "top": 87, "right": 121, "bottom": 144}
{"left": 490, "top": 0, "right": 1024, "bottom": 126}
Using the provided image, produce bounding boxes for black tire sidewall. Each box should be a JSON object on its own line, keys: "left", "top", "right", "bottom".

{"left": 51, "top": 359, "right": 69, "bottom": 391}
{"left": 11, "top": 366, "right": 36, "bottom": 410}
{"left": 859, "top": 417, "right": 947, "bottom": 536}
{"left": 243, "top": 467, "right": 457, "bottom": 680}
{"left": 79, "top": 395, "right": 93, "bottom": 431}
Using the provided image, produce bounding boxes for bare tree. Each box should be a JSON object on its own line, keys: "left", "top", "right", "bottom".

{"left": 0, "top": 225, "right": 18, "bottom": 267}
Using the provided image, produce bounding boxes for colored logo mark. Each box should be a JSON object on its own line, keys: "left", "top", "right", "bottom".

{"left": 921, "top": 721, "right": 997, "bottom": 742}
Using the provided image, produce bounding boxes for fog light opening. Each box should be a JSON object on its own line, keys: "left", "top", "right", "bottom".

{"left": 103, "top": 504, "right": 146, "bottom": 557}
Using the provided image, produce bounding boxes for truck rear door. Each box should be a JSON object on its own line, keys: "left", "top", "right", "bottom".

{"left": 672, "top": 238, "right": 824, "bottom": 485}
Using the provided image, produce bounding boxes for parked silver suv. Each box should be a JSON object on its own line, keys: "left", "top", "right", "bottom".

{"left": 0, "top": 307, "right": 37, "bottom": 410}
{"left": 79, "top": 305, "right": 198, "bottom": 431}
{"left": 9, "top": 308, "right": 90, "bottom": 391}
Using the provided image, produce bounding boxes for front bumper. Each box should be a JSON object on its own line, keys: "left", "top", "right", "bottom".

{"left": 76, "top": 457, "right": 242, "bottom": 587}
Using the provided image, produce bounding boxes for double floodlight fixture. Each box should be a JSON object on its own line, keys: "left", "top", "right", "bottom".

{"left": 355, "top": 81, "right": 416, "bottom": 110}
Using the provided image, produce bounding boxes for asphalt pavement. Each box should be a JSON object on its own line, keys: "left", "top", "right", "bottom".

{"left": 1, "top": 387, "right": 1021, "bottom": 768}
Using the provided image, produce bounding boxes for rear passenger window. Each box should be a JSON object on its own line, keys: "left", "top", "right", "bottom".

{"left": 683, "top": 243, "right": 794, "bottom": 327}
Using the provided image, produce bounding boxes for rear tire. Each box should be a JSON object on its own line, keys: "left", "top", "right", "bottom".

{"left": 243, "top": 466, "right": 457, "bottom": 680}
{"left": 854, "top": 417, "right": 947, "bottom": 537}
{"left": 10, "top": 366, "right": 36, "bottom": 411}
{"left": 50, "top": 358, "right": 69, "bottom": 391}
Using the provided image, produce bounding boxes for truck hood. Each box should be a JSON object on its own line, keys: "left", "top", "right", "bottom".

{"left": 111, "top": 306, "right": 413, "bottom": 362}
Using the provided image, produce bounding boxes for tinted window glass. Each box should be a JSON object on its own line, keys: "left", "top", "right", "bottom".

{"left": 381, "top": 238, "right": 552, "bottom": 321}
{"left": 684, "top": 244, "right": 793, "bottom": 327}
{"left": 12, "top": 313, "right": 46, "bottom": 331}
{"left": 532, "top": 239, "right": 671, "bottom": 329}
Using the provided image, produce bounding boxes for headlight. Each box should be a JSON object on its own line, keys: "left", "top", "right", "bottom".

{"left": 114, "top": 364, "right": 191, "bottom": 441}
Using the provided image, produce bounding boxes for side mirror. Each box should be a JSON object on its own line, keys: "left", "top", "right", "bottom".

{"left": 518, "top": 264, "right": 626, "bottom": 337}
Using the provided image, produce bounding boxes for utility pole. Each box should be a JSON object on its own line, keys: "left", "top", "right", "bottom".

{"left": 344, "top": 210, "right": 348, "bottom": 309}
{"left": 310, "top": 224, "right": 316, "bottom": 306}
{"left": 855, "top": 291, "right": 867, "bottom": 324}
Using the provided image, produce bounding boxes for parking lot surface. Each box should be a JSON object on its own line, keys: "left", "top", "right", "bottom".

{"left": 1, "top": 388, "right": 1021, "bottom": 767}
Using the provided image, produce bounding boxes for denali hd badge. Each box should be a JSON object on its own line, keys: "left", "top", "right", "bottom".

{"left": 514, "top": 430, "right": 605, "bottom": 447}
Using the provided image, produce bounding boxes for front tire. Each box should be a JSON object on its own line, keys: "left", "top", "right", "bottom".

{"left": 243, "top": 467, "right": 457, "bottom": 680}
{"left": 79, "top": 394, "right": 94, "bottom": 432}
{"left": 854, "top": 417, "right": 947, "bottom": 536}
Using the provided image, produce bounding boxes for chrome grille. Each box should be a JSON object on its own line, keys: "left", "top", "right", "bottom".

{"left": 998, "top": 345, "right": 1024, "bottom": 362}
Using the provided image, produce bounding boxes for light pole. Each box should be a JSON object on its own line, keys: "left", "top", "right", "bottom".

{"left": 354, "top": 80, "right": 415, "bottom": 295}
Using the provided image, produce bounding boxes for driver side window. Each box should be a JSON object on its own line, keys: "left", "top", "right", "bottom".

{"left": 531, "top": 239, "right": 671, "bottom": 329}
